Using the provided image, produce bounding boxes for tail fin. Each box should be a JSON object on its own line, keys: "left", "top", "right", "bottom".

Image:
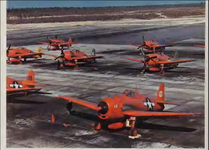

{"left": 156, "top": 83, "right": 165, "bottom": 102}
{"left": 35, "top": 47, "right": 43, "bottom": 58}
{"left": 23, "top": 70, "right": 36, "bottom": 87}
{"left": 68, "top": 38, "right": 73, "bottom": 43}
{"left": 36, "top": 47, "right": 43, "bottom": 53}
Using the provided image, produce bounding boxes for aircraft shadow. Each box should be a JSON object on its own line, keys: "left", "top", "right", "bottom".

{"left": 69, "top": 110, "right": 196, "bottom": 132}
{"left": 7, "top": 98, "right": 47, "bottom": 104}
{"left": 135, "top": 121, "right": 196, "bottom": 132}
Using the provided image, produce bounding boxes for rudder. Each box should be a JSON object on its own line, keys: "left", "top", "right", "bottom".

{"left": 156, "top": 83, "right": 165, "bottom": 102}
{"left": 24, "top": 69, "right": 36, "bottom": 87}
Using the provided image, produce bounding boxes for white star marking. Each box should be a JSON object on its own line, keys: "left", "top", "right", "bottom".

{"left": 144, "top": 98, "right": 155, "bottom": 110}
{"left": 10, "top": 81, "right": 23, "bottom": 89}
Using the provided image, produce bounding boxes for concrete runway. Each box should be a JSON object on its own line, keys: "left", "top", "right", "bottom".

{"left": 7, "top": 38, "right": 205, "bottom": 148}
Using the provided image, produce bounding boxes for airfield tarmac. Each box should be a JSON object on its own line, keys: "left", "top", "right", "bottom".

{"left": 6, "top": 20, "right": 205, "bottom": 148}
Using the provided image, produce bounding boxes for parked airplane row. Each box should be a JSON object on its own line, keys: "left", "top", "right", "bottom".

{"left": 6, "top": 35, "right": 201, "bottom": 74}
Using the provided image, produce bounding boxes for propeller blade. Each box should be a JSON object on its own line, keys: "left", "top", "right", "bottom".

{"left": 142, "top": 35, "right": 145, "bottom": 43}
{"left": 54, "top": 56, "right": 60, "bottom": 60}
{"left": 55, "top": 35, "right": 58, "bottom": 39}
{"left": 7, "top": 44, "right": 11, "bottom": 51}
{"left": 7, "top": 44, "right": 11, "bottom": 55}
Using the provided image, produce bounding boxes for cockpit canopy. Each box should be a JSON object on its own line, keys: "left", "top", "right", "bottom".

{"left": 124, "top": 90, "right": 136, "bottom": 98}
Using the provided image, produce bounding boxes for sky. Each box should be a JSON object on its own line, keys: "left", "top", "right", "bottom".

{"left": 7, "top": 1, "right": 205, "bottom": 9}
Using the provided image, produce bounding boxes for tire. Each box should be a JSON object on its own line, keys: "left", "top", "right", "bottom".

{"left": 94, "top": 122, "right": 102, "bottom": 130}
{"left": 129, "top": 128, "right": 138, "bottom": 136}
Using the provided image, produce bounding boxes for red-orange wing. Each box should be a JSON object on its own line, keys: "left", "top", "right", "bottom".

{"left": 121, "top": 57, "right": 144, "bottom": 63}
{"left": 153, "top": 44, "right": 174, "bottom": 48}
{"left": 57, "top": 96, "right": 101, "bottom": 111}
{"left": 7, "top": 88, "right": 41, "bottom": 93}
{"left": 17, "top": 52, "right": 43, "bottom": 58}
{"left": 72, "top": 56, "right": 103, "bottom": 60}
{"left": 158, "top": 59, "right": 195, "bottom": 65}
{"left": 123, "top": 110, "right": 201, "bottom": 117}
{"left": 195, "top": 45, "right": 205, "bottom": 48}
{"left": 157, "top": 101, "right": 183, "bottom": 105}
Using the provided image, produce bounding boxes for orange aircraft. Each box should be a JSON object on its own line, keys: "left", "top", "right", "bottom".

{"left": 131, "top": 36, "right": 174, "bottom": 53}
{"left": 195, "top": 44, "right": 205, "bottom": 48}
{"left": 7, "top": 69, "right": 41, "bottom": 97}
{"left": 58, "top": 83, "right": 201, "bottom": 138}
{"left": 121, "top": 50, "right": 195, "bottom": 74}
{"left": 46, "top": 49, "right": 103, "bottom": 69}
{"left": 7, "top": 45, "right": 44, "bottom": 64}
{"left": 38, "top": 35, "right": 75, "bottom": 50}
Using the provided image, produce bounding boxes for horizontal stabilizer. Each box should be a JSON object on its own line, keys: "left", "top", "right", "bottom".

{"left": 157, "top": 101, "right": 183, "bottom": 105}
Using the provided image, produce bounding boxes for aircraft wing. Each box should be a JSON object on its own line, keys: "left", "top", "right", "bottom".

{"left": 72, "top": 56, "right": 103, "bottom": 60}
{"left": 121, "top": 57, "right": 144, "bottom": 63}
{"left": 123, "top": 110, "right": 201, "bottom": 118}
{"left": 7, "top": 88, "right": 41, "bottom": 93}
{"left": 153, "top": 44, "right": 174, "bottom": 49}
{"left": 195, "top": 45, "right": 205, "bottom": 48}
{"left": 17, "top": 52, "right": 44, "bottom": 58}
{"left": 57, "top": 96, "right": 101, "bottom": 111}
{"left": 38, "top": 42, "right": 49, "bottom": 45}
{"left": 157, "top": 101, "right": 183, "bottom": 105}
{"left": 158, "top": 59, "right": 195, "bottom": 65}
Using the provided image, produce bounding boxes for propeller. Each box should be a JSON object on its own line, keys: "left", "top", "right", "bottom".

{"left": 140, "top": 49, "right": 157, "bottom": 74}
{"left": 137, "top": 35, "right": 147, "bottom": 49}
{"left": 55, "top": 48, "right": 66, "bottom": 69}
{"left": 55, "top": 35, "right": 58, "bottom": 39}
{"left": 7, "top": 44, "right": 11, "bottom": 56}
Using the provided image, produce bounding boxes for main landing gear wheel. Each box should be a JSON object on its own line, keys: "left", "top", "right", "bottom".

{"left": 128, "top": 128, "right": 141, "bottom": 139}
{"left": 94, "top": 122, "right": 102, "bottom": 131}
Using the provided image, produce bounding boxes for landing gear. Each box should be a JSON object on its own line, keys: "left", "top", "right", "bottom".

{"left": 126, "top": 117, "right": 141, "bottom": 139}
{"left": 57, "top": 60, "right": 64, "bottom": 70}
{"left": 129, "top": 128, "right": 138, "bottom": 137}
{"left": 160, "top": 64, "right": 165, "bottom": 75}
{"left": 94, "top": 122, "right": 102, "bottom": 131}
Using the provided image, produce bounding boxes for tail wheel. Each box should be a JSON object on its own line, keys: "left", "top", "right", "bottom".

{"left": 129, "top": 128, "right": 138, "bottom": 136}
